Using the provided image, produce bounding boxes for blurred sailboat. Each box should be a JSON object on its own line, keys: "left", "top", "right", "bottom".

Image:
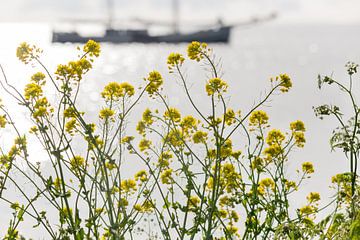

{"left": 52, "top": 0, "right": 276, "bottom": 44}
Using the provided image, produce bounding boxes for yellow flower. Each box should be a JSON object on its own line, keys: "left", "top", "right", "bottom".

{"left": 302, "top": 162, "right": 314, "bottom": 174}
{"left": 188, "top": 195, "right": 200, "bottom": 209}
{"left": 293, "top": 131, "right": 306, "bottom": 147}
{"left": 263, "top": 144, "right": 283, "bottom": 159}
{"left": 121, "top": 179, "right": 137, "bottom": 193}
{"left": 299, "top": 205, "right": 315, "bottom": 215}
{"left": 16, "top": 42, "right": 38, "bottom": 64}
{"left": 205, "top": 78, "right": 228, "bottom": 96}
{"left": 139, "top": 139, "right": 152, "bottom": 152}
{"left": 101, "top": 82, "right": 124, "bottom": 101}
{"left": 219, "top": 209, "right": 228, "bottom": 218}
{"left": 160, "top": 169, "right": 173, "bottom": 184}
{"left": 144, "top": 71, "right": 163, "bottom": 96}
{"left": 134, "top": 170, "right": 148, "bottom": 182}
{"left": 99, "top": 108, "right": 115, "bottom": 120}
{"left": 224, "top": 108, "right": 236, "bottom": 126}
{"left": 180, "top": 115, "right": 198, "bottom": 133}
{"left": 164, "top": 107, "right": 181, "bottom": 123}
{"left": 220, "top": 139, "right": 233, "bottom": 158}
{"left": 120, "top": 82, "right": 135, "bottom": 96}
{"left": 266, "top": 129, "right": 285, "bottom": 146}
{"left": 307, "top": 192, "right": 320, "bottom": 203}
{"left": 167, "top": 52, "right": 185, "bottom": 71}
{"left": 142, "top": 108, "right": 153, "bottom": 125}
{"left": 258, "top": 178, "right": 275, "bottom": 195}
{"left": 164, "top": 128, "right": 184, "bottom": 147}
{"left": 31, "top": 72, "right": 46, "bottom": 85}
{"left": 271, "top": 74, "right": 292, "bottom": 92}
{"left": 134, "top": 200, "right": 154, "bottom": 213}
{"left": 230, "top": 210, "right": 239, "bottom": 222}
{"left": 136, "top": 121, "right": 146, "bottom": 135}
{"left": 290, "top": 120, "right": 306, "bottom": 132}
{"left": 24, "top": 83, "right": 42, "bottom": 100}
{"left": 0, "top": 115, "right": 7, "bottom": 128}
{"left": 187, "top": 41, "right": 208, "bottom": 61}
{"left": 192, "top": 130, "right": 208, "bottom": 144}
{"left": 121, "top": 136, "right": 135, "bottom": 144}
{"left": 70, "top": 155, "right": 85, "bottom": 171}
{"left": 83, "top": 40, "right": 101, "bottom": 57}
{"left": 226, "top": 225, "right": 239, "bottom": 235}
{"left": 158, "top": 151, "right": 172, "bottom": 168}
{"left": 249, "top": 110, "right": 269, "bottom": 126}
{"left": 63, "top": 107, "right": 78, "bottom": 118}
{"left": 65, "top": 118, "right": 78, "bottom": 135}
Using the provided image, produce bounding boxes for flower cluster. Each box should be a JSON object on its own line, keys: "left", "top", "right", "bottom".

{"left": 144, "top": 71, "right": 163, "bottom": 96}
{"left": 290, "top": 120, "right": 306, "bottom": 147}
{"left": 271, "top": 74, "right": 292, "bottom": 92}
{"left": 187, "top": 41, "right": 209, "bottom": 61}
{"left": 249, "top": 110, "right": 269, "bottom": 127}
{"left": 205, "top": 77, "right": 228, "bottom": 96}
{"left": 167, "top": 52, "right": 185, "bottom": 71}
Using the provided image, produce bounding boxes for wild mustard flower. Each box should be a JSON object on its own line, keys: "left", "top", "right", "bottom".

{"left": 99, "top": 108, "right": 115, "bottom": 120}
{"left": 205, "top": 78, "right": 228, "bottom": 96}
{"left": 188, "top": 195, "right": 200, "bottom": 210}
{"left": 266, "top": 129, "right": 285, "bottom": 146}
{"left": 101, "top": 82, "right": 124, "bottom": 101}
{"left": 224, "top": 108, "right": 236, "bottom": 126}
{"left": 164, "top": 128, "right": 184, "bottom": 147}
{"left": 230, "top": 210, "right": 240, "bottom": 222}
{"left": 271, "top": 74, "right": 292, "bottom": 92}
{"left": 160, "top": 169, "right": 173, "bottom": 184}
{"left": 306, "top": 192, "right": 321, "bottom": 203}
{"left": 65, "top": 118, "right": 78, "bottom": 135}
{"left": 142, "top": 108, "right": 153, "bottom": 125}
{"left": 0, "top": 115, "right": 7, "bottom": 128}
{"left": 187, "top": 41, "right": 208, "bottom": 61}
{"left": 249, "top": 110, "right": 269, "bottom": 126}
{"left": 192, "top": 130, "right": 208, "bottom": 144}
{"left": 258, "top": 178, "right": 275, "bottom": 195}
{"left": 167, "top": 52, "right": 185, "bottom": 71}
{"left": 180, "top": 115, "right": 198, "bottom": 133}
{"left": 136, "top": 121, "right": 146, "bottom": 135}
{"left": 70, "top": 155, "right": 85, "bottom": 171}
{"left": 120, "top": 179, "right": 137, "bottom": 193}
{"left": 134, "top": 170, "right": 148, "bottom": 182}
{"left": 220, "top": 139, "right": 233, "bottom": 158}
{"left": 158, "top": 151, "right": 173, "bottom": 168}
{"left": 120, "top": 82, "right": 135, "bottom": 96}
{"left": 293, "top": 131, "right": 306, "bottom": 147}
{"left": 31, "top": 72, "right": 46, "bottom": 85}
{"left": 299, "top": 205, "right": 315, "bottom": 216}
{"left": 83, "top": 39, "right": 101, "bottom": 57}
{"left": 141, "top": 199, "right": 155, "bottom": 213}
{"left": 302, "top": 162, "right": 314, "bottom": 174}
{"left": 121, "top": 136, "right": 135, "bottom": 144}
{"left": 144, "top": 71, "right": 163, "bottom": 96}
{"left": 290, "top": 120, "right": 306, "bottom": 132}
{"left": 226, "top": 224, "right": 239, "bottom": 236}
{"left": 16, "top": 42, "right": 40, "bottom": 64}
{"left": 139, "top": 139, "right": 152, "bottom": 152}
{"left": 164, "top": 107, "right": 181, "bottom": 123}
{"left": 24, "top": 83, "right": 43, "bottom": 100}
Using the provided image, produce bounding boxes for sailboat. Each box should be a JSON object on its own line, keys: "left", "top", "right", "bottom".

{"left": 52, "top": 0, "right": 275, "bottom": 44}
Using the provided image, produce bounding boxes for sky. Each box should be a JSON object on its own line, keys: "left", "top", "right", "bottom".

{"left": 0, "top": 0, "right": 360, "bottom": 25}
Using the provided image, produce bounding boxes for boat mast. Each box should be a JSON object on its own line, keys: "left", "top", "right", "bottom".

{"left": 172, "top": 0, "right": 179, "bottom": 34}
{"left": 107, "top": 0, "right": 114, "bottom": 29}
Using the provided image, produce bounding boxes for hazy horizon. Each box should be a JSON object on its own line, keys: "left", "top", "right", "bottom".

{"left": 1, "top": 0, "right": 360, "bottom": 25}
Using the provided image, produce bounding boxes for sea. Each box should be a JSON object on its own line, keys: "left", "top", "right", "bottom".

{"left": 0, "top": 22, "right": 359, "bottom": 238}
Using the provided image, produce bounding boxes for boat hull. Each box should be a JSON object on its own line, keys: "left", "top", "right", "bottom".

{"left": 52, "top": 27, "right": 231, "bottom": 44}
